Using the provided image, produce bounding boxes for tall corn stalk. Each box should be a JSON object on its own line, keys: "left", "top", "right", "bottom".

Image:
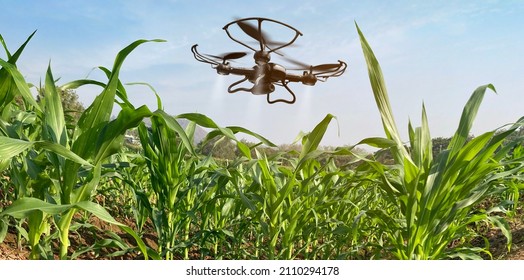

{"left": 355, "top": 23, "right": 524, "bottom": 259}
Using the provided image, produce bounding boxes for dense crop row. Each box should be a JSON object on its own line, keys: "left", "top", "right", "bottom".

{"left": 1, "top": 25, "right": 523, "bottom": 259}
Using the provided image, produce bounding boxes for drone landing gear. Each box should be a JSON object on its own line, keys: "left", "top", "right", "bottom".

{"left": 268, "top": 82, "right": 296, "bottom": 104}
{"left": 227, "top": 77, "right": 296, "bottom": 104}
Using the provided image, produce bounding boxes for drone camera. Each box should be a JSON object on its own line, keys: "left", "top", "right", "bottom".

{"left": 252, "top": 82, "right": 275, "bottom": 95}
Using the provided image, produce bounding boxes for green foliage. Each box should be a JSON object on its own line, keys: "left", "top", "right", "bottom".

{"left": 1, "top": 25, "right": 523, "bottom": 260}
{"left": 355, "top": 23, "right": 524, "bottom": 259}
{"left": 37, "top": 88, "right": 85, "bottom": 126}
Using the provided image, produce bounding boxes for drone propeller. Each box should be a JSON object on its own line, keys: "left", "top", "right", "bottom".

{"left": 235, "top": 19, "right": 288, "bottom": 48}
{"left": 279, "top": 55, "right": 309, "bottom": 69}
{"left": 205, "top": 51, "right": 248, "bottom": 63}
{"left": 284, "top": 58, "right": 342, "bottom": 72}
{"left": 310, "top": 63, "right": 342, "bottom": 71}
{"left": 236, "top": 20, "right": 265, "bottom": 43}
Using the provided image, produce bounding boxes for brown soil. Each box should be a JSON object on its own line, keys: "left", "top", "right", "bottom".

{"left": 0, "top": 215, "right": 148, "bottom": 260}
{"left": 478, "top": 213, "right": 524, "bottom": 260}
{"left": 0, "top": 231, "right": 30, "bottom": 260}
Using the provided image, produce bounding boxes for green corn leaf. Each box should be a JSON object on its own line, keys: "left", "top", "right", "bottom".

{"left": 410, "top": 104, "right": 433, "bottom": 168}
{"left": 299, "top": 114, "right": 335, "bottom": 160}
{"left": 1, "top": 31, "right": 36, "bottom": 110}
{"left": 155, "top": 110, "right": 195, "bottom": 156}
{"left": 74, "top": 39, "right": 164, "bottom": 159}
{"left": 94, "top": 105, "right": 152, "bottom": 163}
{"left": 0, "top": 217, "right": 7, "bottom": 243}
{"left": 5, "top": 30, "right": 37, "bottom": 64}
{"left": 0, "top": 136, "right": 91, "bottom": 168}
{"left": 357, "top": 137, "right": 396, "bottom": 148}
{"left": 237, "top": 189, "right": 257, "bottom": 212}
{"left": 227, "top": 126, "right": 276, "bottom": 147}
{"left": 0, "top": 58, "right": 41, "bottom": 112}
{"left": 356, "top": 22, "right": 410, "bottom": 164}
{"left": 176, "top": 112, "right": 239, "bottom": 143}
{"left": 61, "top": 79, "right": 107, "bottom": 92}
{"left": 447, "top": 84, "right": 496, "bottom": 160}
{"left": 43, "top": 64, "right": 67, "bottom": 146}
{"left": 0, "top": 136, "right": 33, "bottom": 159}
{"left": 98, "top": 66, "right": 136, "bottom": 109}
{"left": 237, "top": 141, "right": 252, "bottom": 159}
{"left": 487, "top": 215, "right": 512, "bottom": 251}
{"left": 35, "top": 141, "right": 92, "bottom": 167}
{"left": 0, "top": 34, "right": 12, "bottom": 60}
{"left": 127, "top": 82, "right": 163, "bottom": 110}
{"left": 0, "top": 197, "right": 72, "bottom": 219}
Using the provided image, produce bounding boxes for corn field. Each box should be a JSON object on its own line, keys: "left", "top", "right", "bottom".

{"left": 1, "top": 25, "right": 523, "bottom": 260}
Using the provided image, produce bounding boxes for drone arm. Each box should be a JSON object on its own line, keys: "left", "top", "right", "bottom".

{"left": 284, "top": 73, "right": 305, "bottom": 83}
{"left": 224, "top": 67, "right": 256, "bottom": 77}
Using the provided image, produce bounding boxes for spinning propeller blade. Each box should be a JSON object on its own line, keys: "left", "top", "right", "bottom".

{"left": 236, "top": 19, "right": 287, "bottom": 47}
{"left": 285, "top": 59, "right": 341, "bottom": 72}
{"left": 311, "top": 63, "right": 341, "bottom": 71}
{"left": 205, "top": 52, "right": 248, "bottom": 61}
{"left": 236, "top": 20, "right": 265, "bottom": 43}
{"left": 279, "top": 55, "right": 310, "bottom": 69}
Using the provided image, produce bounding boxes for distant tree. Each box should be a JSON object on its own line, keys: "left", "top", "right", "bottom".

{"left": 199, "top": 136, "right": 238, "bottom": 160}
{"left": 36, "top": 88, "right": 85, "bottom": 126}
{"left": 432, "top": 137, "right": 452, "bottom": 157}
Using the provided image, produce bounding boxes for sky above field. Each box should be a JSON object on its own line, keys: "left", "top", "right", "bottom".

{"left": 1, "top": 0, "right": 523, "bottom": 147}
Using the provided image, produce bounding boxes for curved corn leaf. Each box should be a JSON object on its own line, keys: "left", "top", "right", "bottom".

{"left": 74, "top": 39, "right": 164, "bottom": 159}
{"left": 94, "top": 105, "right": 152, "bottom": 163}
{"left": 300, "top": 114, "right": 336, "bottom": 160}
{"left": 0, "top": 58, "right": 41, "bottom": 112}
{"left": 447, "top": 84, "right": 496, "bottom": 160}
{"left": 294, "top": 114, "right": 336, "bottom": 171}
{"left": 155, "top": 110, "right": 195, "bottom": 156}
{"left": 75, "top": 201, "right": 149, "bottom": 259}
{"left": 34, "top": 141, "right": 92, "bottom": 167}
{"left": 356, "top": 22, "right": 409, "bottom": 164}
{"left": 0, "top": 136, "right": 33, "bottom": 159}
{"left": 127, "top": 82, "right": 163, "bottom": 110}
{"left": 0, "top": 197, "right": 71, "bottom": 219}
{"left": 227, "top": 126, "right": 276, "bottom": 147}
{"left": 43, "top": 64, "right": 66, "bottom": 145}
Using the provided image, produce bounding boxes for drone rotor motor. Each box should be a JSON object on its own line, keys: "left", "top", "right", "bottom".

{"left": 216, "top": 63, "right": 232, "bottom": 75}
{"left": 301, "top": 71, "right": 317, "bottom": 86}
{"left": 254, "top": 50, "right": 271, "bottom": 65}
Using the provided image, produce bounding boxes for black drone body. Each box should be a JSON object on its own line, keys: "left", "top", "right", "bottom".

{"left": 191, "top": 17, "right": 347, "bottom": 104}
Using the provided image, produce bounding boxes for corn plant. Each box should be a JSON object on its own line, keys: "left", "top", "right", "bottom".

{"left": 0, "top": 32, "right": 166, "bottom": 259}
{"left": 353, "top": 23, "right": 524, "bottom": 259}
{"left": 136, "top": 111, "right": 275, "bottom": 259}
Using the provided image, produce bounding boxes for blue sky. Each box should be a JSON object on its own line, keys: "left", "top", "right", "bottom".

{"left": 1, "top": 0, "right": 523, "bottom": 147}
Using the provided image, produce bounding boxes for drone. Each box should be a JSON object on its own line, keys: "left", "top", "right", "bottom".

{"left": 191, "top": 17, "right": 347, "bottom": 104}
